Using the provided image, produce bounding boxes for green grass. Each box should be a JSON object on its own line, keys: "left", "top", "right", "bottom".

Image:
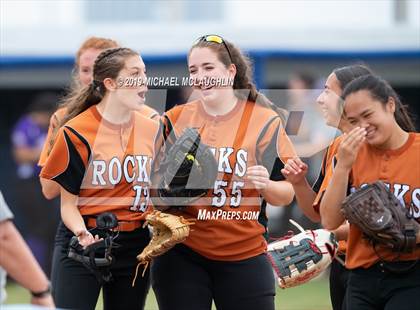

{"left": 5, "top": 276, "right": 332, "bottom": 310}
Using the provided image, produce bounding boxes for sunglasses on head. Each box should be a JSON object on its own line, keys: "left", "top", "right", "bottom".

{"left": 194, "top": 35, "right": 233, "bottom": 63}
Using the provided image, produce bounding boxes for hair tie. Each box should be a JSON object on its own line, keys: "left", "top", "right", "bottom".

{"left": 91, "top": 80, "right": 101, "bottom": 91}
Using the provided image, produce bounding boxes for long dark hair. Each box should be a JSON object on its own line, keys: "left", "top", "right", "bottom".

{"left": 333, "top": 64, "right": 373, "bottom": 91}
{"left": 190, "top": 37, "right": 287, "bottom": 123}
{"left": 342, "top": 74, "right": 416, "bottom": 132}
{"left": 331, "top": 64, "right": 373, "bottom": 120}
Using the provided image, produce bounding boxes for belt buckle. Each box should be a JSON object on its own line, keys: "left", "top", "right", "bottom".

{"left": 115, "top": 221, "right": 139, "bottom": 232}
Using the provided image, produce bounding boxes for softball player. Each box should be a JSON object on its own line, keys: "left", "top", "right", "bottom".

{"left": 282, "top": 64, "right": 372, "bottom": 310}
{"left": 39, "top": 37, "right": 159, "bottom": 199}
{"left": 38, "top": 37, "right": 119, "bottom": 199}
{"left": 37, "top": 36, "right": 120, "bottom": 302}
{"left": 151, "top": 35, "right": 296, "bottom": 310}
{"left": 320, "top": 74, "right": 419, "bottom": 310}
{"left": 40, "top": 47, "right": 160, "bottom": 309}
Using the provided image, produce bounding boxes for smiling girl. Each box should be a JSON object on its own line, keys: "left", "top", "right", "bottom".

{"left": 320, "top": 74, "right": 419, "bottom": 310}
{"left": 40, "top": 47, "right": 160, "bottom": 309}
{"left": 151, "top": 35, "right": 296, "bottom": 310}
{"left": 281, "top": 64, "right": 373, "bottom": 310}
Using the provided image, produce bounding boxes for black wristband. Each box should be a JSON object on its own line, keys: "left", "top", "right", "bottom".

{"left": 31, "top": 282, "right": 51, "bottom": 298}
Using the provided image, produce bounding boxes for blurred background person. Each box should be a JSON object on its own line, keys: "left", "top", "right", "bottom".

{"left": 286, "top": 71, "right": 328, "bottom": 182}
{"left": 12, "top": 92, "right": 56, "bottom": 181}
{"left": 271, "top": 72, "right": 332, "bottom": 234}
{"left": 10, "top": 92, "right": 58, "bottom": 275}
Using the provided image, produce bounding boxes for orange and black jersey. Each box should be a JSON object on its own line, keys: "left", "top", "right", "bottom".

{"left": 38, "top": 107, "right": 67, "bottom": 167}
{"left": 312, "top": 135, "right": 343, "bottom": 213}
{"left": 345, "top": 133, "right": 420, "bottom": 268}
{"left": 40, "top": 106, "right": 161, "bottom": 222}
{"left": 38, "top": 105, "right": 159, "bottom": 168}
{"left": 311, "top": 135, "right": 349, "bottom": 254}
{"left": 139, "top": 104, "right": 160, "bottom": 121}
{"left": 160, "top": 100, "right": 296, "bottom": 261}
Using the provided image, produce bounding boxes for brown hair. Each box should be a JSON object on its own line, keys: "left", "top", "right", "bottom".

{"left": 190, "top": 37, "right": 287, "bottom": 123}
{"left": 331, "top": 64, "right": 373, "bottom": 121}
{"left": 333, "top": 64, "right": 373, "bottom": 91}
{"left": 49, "top": 47, "right": 138, "bottom": 152}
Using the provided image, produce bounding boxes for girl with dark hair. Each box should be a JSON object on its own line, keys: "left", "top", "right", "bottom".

{"left": 281, "top": 64, "right": 372, "bottom": 310}
{"left": 39, "top": 37, "right": 159, "bottom": 200}
{"left": 38, "top": 37, "right": 120, "bottom": 176}
{"left": 151, "top": 35, "right": 296, "bottom": 310}
{"left": 321, "top": 74, "right": 419, "bottom": 310}
{"left": 40, "top": 47, "right": 159, "bottom": 309}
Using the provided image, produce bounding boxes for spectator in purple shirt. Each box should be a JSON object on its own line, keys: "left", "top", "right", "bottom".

{"left": 12, "top": 93, "right": 58, "bottom": 179}
{"left": 11, "top": 92, "right": 59, "bottom": 275}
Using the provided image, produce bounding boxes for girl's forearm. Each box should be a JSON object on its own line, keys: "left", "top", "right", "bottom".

{"left": 320, "top": 165, "right": 350, "bottom": 230}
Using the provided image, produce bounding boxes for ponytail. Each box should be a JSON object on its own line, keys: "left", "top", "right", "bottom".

{"left": 48, "top": 83, "right": 102, "bottom": 153}
{"left": 48, "top": 47, "right": 138, "bottom": 153}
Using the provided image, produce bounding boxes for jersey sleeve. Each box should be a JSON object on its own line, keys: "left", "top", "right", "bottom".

{"left": 312, "top": 150, "right": 328, "bottom": 194}
{"left": 312, "top": 139, "right": 345, "bottom": 213}
{"left": 313, "top": 168, "right": 352, "bottom": 214}
{"left": 312, "top": 185, "right": 325, "bottom": 214}
{"left": 38, "top": 111, "right": 60, "bottom": 167}
{"left": 256, "top": 117, "right": 297, "bottom": 181}
{"left": 312, "top": 142, "right": 334, "bottom": 213}
{"left": 40, "top": 126, "right": 91, "bottom": 195}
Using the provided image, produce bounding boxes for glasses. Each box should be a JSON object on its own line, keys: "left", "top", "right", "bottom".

{"left": 194, "top": 35, "right": 233, "bottom": 63}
